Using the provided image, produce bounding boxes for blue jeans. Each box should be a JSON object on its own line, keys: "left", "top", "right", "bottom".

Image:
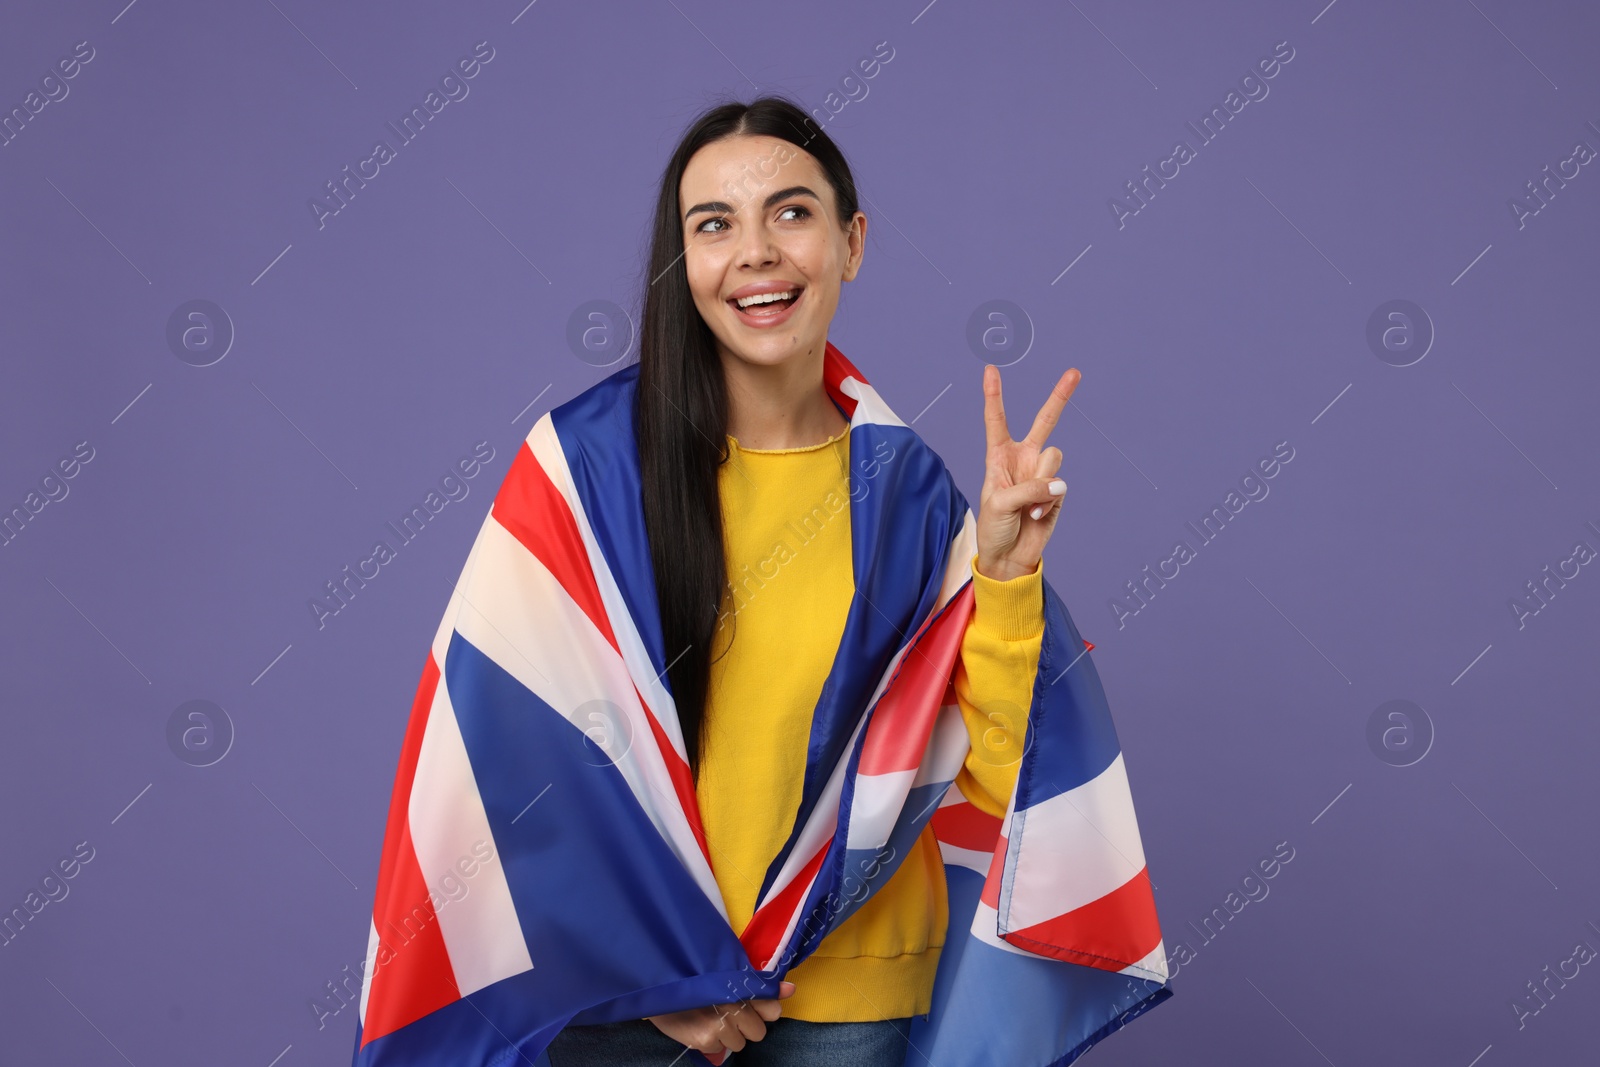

{"left": 545, "top": 1014, "right": 914, "bottom": 1066}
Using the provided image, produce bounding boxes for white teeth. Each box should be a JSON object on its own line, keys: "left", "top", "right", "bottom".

{"left": 735, "top": 290, "right": 796, "bottom": 309}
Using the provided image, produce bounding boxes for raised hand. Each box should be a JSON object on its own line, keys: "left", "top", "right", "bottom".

{"left": 974, "top": 363, "right": 1081, "bottom": 582}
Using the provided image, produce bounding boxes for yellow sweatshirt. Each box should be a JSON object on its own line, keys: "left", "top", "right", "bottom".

{"left": 697, "top": 425, "right": 1046, "bottom": 1022}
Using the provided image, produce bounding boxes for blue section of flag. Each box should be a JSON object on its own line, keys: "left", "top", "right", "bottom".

{"left": 910, "top": 868, "right": 1172, "bottom": 1066}
{"left": 1012, "top": 581, "right": 1128, "bottom": 809}
{"left": 445, "top": 631, "right": 773, "bottom": 1021}
{"left": 548, "top": 364, "right": 668, "bottom": 679}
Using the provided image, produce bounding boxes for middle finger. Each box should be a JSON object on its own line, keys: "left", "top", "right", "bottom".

{"left": 1022, "top": 368, "right": 1081, "bottom": 450}
{"left": 732, "top": 1002, "right": 769, "bottom": 1043}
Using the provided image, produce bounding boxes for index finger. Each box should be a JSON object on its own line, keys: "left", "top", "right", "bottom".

{"left": 983, "top": 364, "right": 1011, "bottom": 450}
{"left": 747, "top": 998, "right": 784, "bottom": 1022}
{"left": 1021, "top": 368, "right": 1081, "bottom": 450}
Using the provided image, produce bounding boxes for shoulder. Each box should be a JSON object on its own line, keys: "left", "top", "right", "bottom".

{"left": 551, "top": 360, "right": 639, "bottom": 428}
{"left": 540, "top": 360, "right": 641, "bottom": 466}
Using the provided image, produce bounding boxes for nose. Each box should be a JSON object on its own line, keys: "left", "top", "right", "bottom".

{"left": 734, "top": 217, "right": 780, "bottom": 271}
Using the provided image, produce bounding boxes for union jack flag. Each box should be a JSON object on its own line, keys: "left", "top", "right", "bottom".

{"left": 350, "top": 342, "right": 1171, "bottom": 1067}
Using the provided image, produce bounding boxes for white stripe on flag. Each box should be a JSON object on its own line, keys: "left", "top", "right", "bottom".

{"left": 1000, "top": 752, "right": 1148, "bottom": 929}
{"left": 848, "top": 701, "right": 965, "bottom": 851}
{"left": 1124, "top": 937, "right": 1170, "bottom": 982}
{"left": 937, "top": 840, "right": 993, "bottom": 874}
{"left": 934, "top": 509, "right": 978, "bottom": 616}
{"left": 408, "top": 678, "right": 535, "bottom": 995}
{"left": 433, "top": 509, "right": 493, "bottom": 669}
{"left": 358, "top": 917, "right": 379, "bottom": 1025}
{"left": 845, "top": 769, "right": 916, "bottom": 851}
{"left": 839, "top": 376, "right": 908, "bottom": 430}
{"left": 911, "top": 702, "right": 971, "bottom": 790}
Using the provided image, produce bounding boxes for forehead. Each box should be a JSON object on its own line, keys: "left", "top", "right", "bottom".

{"left": 679, "top": 135, "right": 831, "bottom": 207}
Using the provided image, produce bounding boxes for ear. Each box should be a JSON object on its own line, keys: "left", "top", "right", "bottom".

{"left": 841, "top": 211, "right": 867, "bottom": 282}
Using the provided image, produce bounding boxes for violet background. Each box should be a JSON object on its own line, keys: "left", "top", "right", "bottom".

{"left": 2, "top": 0, "right": 1598, "bottom": 1064}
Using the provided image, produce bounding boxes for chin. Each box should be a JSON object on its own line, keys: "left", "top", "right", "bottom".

{"left": 723, "top": 333, "right": 819, "bottom": 368}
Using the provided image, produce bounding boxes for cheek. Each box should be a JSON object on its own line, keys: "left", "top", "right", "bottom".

{"left": 684, "top": 256, "right": 722, "bottom": 305}
{"left": 806, "top": 240, "right": 850, "bottom": 282}
{"left": 786, "top": 248, "right": 830, "bottom": 289}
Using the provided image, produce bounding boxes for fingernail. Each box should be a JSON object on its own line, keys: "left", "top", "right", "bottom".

{"left": 1048, "top": 479, "right": 1066, "bottom": 496}
{"left": 1030, "top": 505, "right": 1044, "bottom": 520}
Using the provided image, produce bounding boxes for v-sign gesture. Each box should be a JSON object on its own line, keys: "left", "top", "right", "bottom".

{"left": 974, "top": 363, "right": 1081, "bottom": 582}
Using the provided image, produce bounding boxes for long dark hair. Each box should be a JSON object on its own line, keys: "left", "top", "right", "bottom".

{"left": 633, "top": 96, "right": 861, "bottom": 781}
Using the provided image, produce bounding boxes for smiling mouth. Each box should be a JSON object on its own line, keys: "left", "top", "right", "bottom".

{"left": 729, "top": 288, "right": 803, "bottom": 317}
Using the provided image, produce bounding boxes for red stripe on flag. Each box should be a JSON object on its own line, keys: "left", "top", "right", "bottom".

{"left": 980, "top": 832, "right": 1008, "bottom": 909}
{"left": 822, "top": 341, "right": 864, "bottom": 419}
{"left": 1002, "top": 867, "right": 1164, "bottom": 973}
{"left": 633, "top": 680, "right": 712, "bottom": 867}
{"left": 361, "top": 653, "right": 462, "bottom": 1046}
{"left": 740, "top": 839, "right": 831, "bottom": 967}
{"left": 491, "top": 442, "right": 619, "bottom": 654}
{"left": 858, "top": 585, "right": 973, "bottom": 776}
{"left": 930, "top": 798, "right": 1002, "bottom": 854}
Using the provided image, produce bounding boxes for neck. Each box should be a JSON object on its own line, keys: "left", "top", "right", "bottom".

{"left": 720, "top": 342, "right": 849, "bottom": 450}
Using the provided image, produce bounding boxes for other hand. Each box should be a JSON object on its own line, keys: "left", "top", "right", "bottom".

{"left": 645, "top": 980, "right": 796, "bottom": 1058}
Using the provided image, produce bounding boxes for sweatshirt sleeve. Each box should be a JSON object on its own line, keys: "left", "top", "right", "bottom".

{"left": 952, "top": 551, "right": 1046, "bottom": 820}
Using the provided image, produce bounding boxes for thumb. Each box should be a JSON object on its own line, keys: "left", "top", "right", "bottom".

{"left": 992, "top": 477, "right": 1066, "bottom": 518}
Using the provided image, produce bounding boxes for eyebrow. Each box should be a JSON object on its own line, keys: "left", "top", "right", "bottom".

{"left": 683, "top": 185, "right": 821, "bottom": 223}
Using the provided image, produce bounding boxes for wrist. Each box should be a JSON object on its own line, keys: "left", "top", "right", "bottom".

{"left": 975, "top": 555, "right": 1038, "bottom": 582}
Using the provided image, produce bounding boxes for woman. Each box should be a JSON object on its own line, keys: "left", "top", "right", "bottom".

{"left": 544, "top": 96, "right": 1080, "bottom": 1066}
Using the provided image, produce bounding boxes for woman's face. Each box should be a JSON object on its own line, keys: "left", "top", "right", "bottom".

{"left": 678, "top": 135, "right": 866, "bottom": 373}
